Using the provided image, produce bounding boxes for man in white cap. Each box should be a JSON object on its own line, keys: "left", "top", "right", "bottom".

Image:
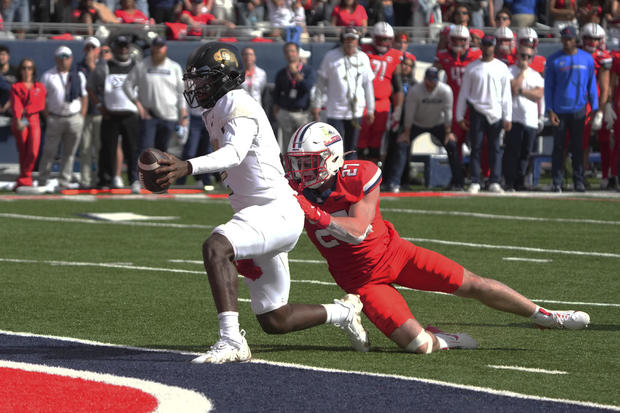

{"left": 38, "top": 46, "right": 88, "bottom": 192}
{"left": 78, "top": 36, "right": 102, "bottom": 189}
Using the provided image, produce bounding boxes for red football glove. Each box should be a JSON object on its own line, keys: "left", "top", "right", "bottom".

{"left": 295, "top": 194, "right": 331, "bottom": 229}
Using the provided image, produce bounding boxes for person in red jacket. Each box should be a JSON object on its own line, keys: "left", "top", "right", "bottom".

{"left": 10, "top": 58, "right": 46, "bottom": 190}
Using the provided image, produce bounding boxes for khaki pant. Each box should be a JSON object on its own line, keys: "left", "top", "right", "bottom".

{"left": 38, "top": 113, "right": 84, "bottom": 187}
{"left": 79, "top": 113, "right": 102, "bottom": 187}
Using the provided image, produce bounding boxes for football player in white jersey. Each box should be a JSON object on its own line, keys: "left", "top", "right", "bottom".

{"left": 154, "top": 42, "right": 369, "bottom": 364}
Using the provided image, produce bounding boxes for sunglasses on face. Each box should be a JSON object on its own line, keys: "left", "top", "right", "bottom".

{"left": 455, "top": 10, "right": 468, "bottom": 15}
{"left": 57, "top": 54, "right": 71, "bottom": 59}
{"left": 496, "top": 16, "right": 509, "bottom": 21}
{"left": 519, "top": 53, "right": 533, "bottom": 59}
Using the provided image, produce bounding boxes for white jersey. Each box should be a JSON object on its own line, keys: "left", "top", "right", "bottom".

{"left": 189, "top": 88, "right": 294, "bottom": 212}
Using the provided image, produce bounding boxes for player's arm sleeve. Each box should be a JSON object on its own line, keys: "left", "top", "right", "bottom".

{"left": 363, "top": 61, "right": 375, "bottom": 113}
{"left": 188, "top": 117, "right": 256, "bottom": 174}
{"left": 544, "top": 61, "right": 555, "bottom": 113}
{"left": 326, "top": 184, "right": 379, "bottom": 245}
{"left": 299, "top": 66, "right": 317, "bottom": 92}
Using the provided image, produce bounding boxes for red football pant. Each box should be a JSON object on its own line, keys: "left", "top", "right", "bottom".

{"left": 350, "top": 237, "right": 464, "bottom": 337}
{"left": 12, "top": 114, "right": 41, "bottom": 187}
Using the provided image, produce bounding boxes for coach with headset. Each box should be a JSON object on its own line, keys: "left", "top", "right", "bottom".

{"left": 312, "top": 25, "right": 375, "bottom": 159}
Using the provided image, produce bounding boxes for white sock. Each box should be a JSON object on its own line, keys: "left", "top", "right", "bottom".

{"left": 322, "top": 303, "right": 350, "bottom": 324}
{"left": 435, "top": 335, "right": 448, "bottom": 349}
{"left": 218, "top": 311, "right": 242, "bottom": 342}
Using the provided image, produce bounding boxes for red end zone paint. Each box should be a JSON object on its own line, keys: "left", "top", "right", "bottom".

{"left": 0, "top": 367, "right": 158, "bottom": 413}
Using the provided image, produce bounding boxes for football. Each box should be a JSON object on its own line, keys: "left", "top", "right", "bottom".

{"left": 137, "top": 148, "right": 169, "bottom": 194}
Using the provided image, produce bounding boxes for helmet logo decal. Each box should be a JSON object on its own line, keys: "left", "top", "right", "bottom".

{"left": 324, "top": 135, "right": 342, "bottom": 147}
{"left": 214, "top": 48, "right": 238, "bottom": 68}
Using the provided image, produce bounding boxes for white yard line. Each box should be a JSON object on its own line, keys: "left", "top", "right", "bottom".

{"left": 0, "top": 213, "right": 213, "bottom": 229}
{"left": 2, "top": 257, "right": 618, "bottom": 308}
{"left": 487, "top": 365, "right": 568, "bottom": 375}
{"left": 503, "top": 257, "right": 553, "bottom": 263}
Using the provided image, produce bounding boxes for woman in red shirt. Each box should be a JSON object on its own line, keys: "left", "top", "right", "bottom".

{"left": 10, "top": 59, "right": 46, "bottom": 189}
{"left": 330, "top": 0, "right": 368, "bottom": 30}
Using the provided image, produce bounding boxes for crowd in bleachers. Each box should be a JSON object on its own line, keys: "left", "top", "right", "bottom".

{"left": 3, "top": 1, "right": 620, "bottom": 194}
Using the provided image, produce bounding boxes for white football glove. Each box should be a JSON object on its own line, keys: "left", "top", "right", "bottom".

{"left": 388, "top": 106, "right": 402, "bottom": 132}
{"left": 604, "top": 102, "right": 617, "bottom": 130}
{"left": 592, "top": 110, "right": 603, "bottom": 131}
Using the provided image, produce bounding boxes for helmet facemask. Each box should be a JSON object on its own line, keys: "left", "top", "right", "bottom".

{"left": 285, "top": 152, "right": 331, "bottom": 190}
{"left": 183, "top": 66, "right": 242, "bottom": 109}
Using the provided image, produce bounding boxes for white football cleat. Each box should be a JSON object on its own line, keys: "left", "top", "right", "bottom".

{"left": 333, "top": 294, "right": 370, "bottom": 352}
{"left": 191, "top": 331, "right": 251, "bottom": 364}
{"left": 533, "top": 308, "right": 590, "bottom": 330}
{"left": 426, "top": 325, "right": 478, "bottom": 350}
{"left": 468, "top": 183, "right": 481, "bottom": 194}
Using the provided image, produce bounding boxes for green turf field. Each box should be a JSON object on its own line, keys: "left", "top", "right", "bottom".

{"left": 0, "top": 193, "right": 619, "bottom": 407}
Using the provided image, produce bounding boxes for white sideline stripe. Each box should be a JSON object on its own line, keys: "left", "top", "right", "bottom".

{"left": 0, "top": 359, "right": 212, "bottom": 413}
{"left": 0, "top": 213, "right": 213, "bottom": 229}
{"left": 3, "top": 257, "right": 618, "bottom": 308}
{"left": 1, "top": 330, "right": 616, "bottom": 412}
{"left": 487, "top": 365, "right": 568, "bottom": 375}
{"left": 382, "top": 208, "right": 620, "bottom": 226}
{"left": 405, "top": 237, "right": 620, "bottom": 259}
{"left": 503, "top": 257, "right": 553, "bottom": 263}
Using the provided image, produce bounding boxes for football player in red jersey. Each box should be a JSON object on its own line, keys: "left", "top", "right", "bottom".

{"left": 358, "top": 22, "right": 404, "bottom": 164}
{"left": 285, "top": 122, "right": 591, "bottom": 354}
{"left": 579, "top": 23, "right": 613, "bottom": 184}
{"left": 434, "top": 25, "right": 481, "bottom": 158}
{"left": 495, "top": 26, "right": 516, "bottom": 66}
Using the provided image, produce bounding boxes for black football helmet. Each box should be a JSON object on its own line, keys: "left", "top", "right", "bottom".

{"left": 183, "top": 42, "right": 245, "bottom": 109}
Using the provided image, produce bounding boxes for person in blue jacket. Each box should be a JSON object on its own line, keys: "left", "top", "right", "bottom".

{"left": 545, "top": 25, "right": 598, "bottom": 192}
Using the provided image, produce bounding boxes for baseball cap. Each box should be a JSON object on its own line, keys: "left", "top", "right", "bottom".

{"left": 342, "top": 26, "right": 360, "bottom": 40}
{"left": 425, "top": 67, "right": 439, "bottom": 81}
{"left": 114, "top": 35, "right": 130, "bottom": 47}
{"left": 55, "top": 46, "right": 73, "bottom": 58}
{"left": 560, "top": 26, "right": 577, "bottom": 38}
{"left": 84, "top": 36, "right": 100, "bottom": 48}
{"left": 481, "top": 34, "right": 496, "bottom": 46}
{"left": 152, "top": 36, "right": 166, "bottom": 47}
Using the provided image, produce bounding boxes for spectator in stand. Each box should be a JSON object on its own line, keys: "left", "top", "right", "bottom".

{"left": 123, "top": 35, "right": 188, "bottom": 191}
{"left": 392, "top": 0, "right": 411, "bottom": 26}
{"left": 494, "top": 7, "right": 512, "bottom": 27}
{"left": 1, "top": 0, "right": 29, "bottom": 39}
{"left": 579, "top": 23, "right": 613, "bottom": 189}
{"left": 502, "top": 0, "right": 543, "bottom": 27}
{"left": 240, "top": 47, "right": 267, "bottom": 106}
{"left": 77, "top": 36, "right": 103, "bottom": 190}
{"left": 456, "top": 35, "right": 512, "bottom": 194}
{"left": 73, "top": 0, "right": 120, "bottom": 35}
{"left": 549, "top": 0, "right": 578, "bottom": 31}
{"left": 267, "top": 0, "right": 306, "bottom": 43}
{"left": 88, "top": 35, "right": 140, "bottom": 191}
{"left": 364, "top": 0, "right": 385, "bottom": 26}
{"left": 10, "top": 59, "right": 46, "bottom": 191}
{"left": 313, "top": 25, "right": 375, "bottom": 160}
{"left": 388, "top": 67, "right": 464, "bottom": 192}
{"left": 577, "top": 0, "right": 605, "bottom": 25}
{"left": 179, "top": 0, "right": 235, "bottom": 36}
{"left": 469, "top": 0, "right": 494, "bottom": 28}
{"left": 450, "top": 3, "right": 471, "bottom": 26}
{"left": 273, "top": 42, "right": 317, "bottom": 153}
{"left": 115, "top": 0, "right": 152, "bottom": 23}
{"left": 330, "top": 0, "right": 368, "bottom": 31}
{"left": 545, "top": 26, "right": 598, "bottom": 192}
{"left": 39, "top": 46, "right": 88, "bottom": 192}
{"left": 212, "top": 0, "right": 236, "bottom": 21}
{"left": 236, "top": 0, "right": 265, "bottom": 27}
{"left": 503, "top": 44, "right": 544, "bottom": 191}
{"left": 358, "top": 22, "right": 404, "bottom": 164}
{"left": 148, "top": 0, "right": 182, "bottom": 23}
{"left": 412, "top": 0, "right": 442, "bottom": 27}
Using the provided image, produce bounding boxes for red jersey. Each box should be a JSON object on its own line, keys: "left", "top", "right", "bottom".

{"left": 182, "top": 10, "right": 216, "bottom": 36}
{"left": 590, "top": 48, "right": 612, "bottom": 77}
{"left": 330, "top": 4, "right": 368, "bottom": 26}
{"left": 10, "top": 82, "right": 46, "bottom": 118}
{"left": 611, "top": 50, "right": 620, "bottom": 105}
{"left": 361, "top": 45, "right": 403, "bottom": 101}
{"left": 114, "top": 9, "right": 149, "bottom": 24}
{"left": 303, "top": 160, "right": 390, "bottom": 290}
{"left": 434, "top": 48, "right": 482, "bottom": 98}
{"left": 497, "top": 49, "right": 516, "bottom": 66}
